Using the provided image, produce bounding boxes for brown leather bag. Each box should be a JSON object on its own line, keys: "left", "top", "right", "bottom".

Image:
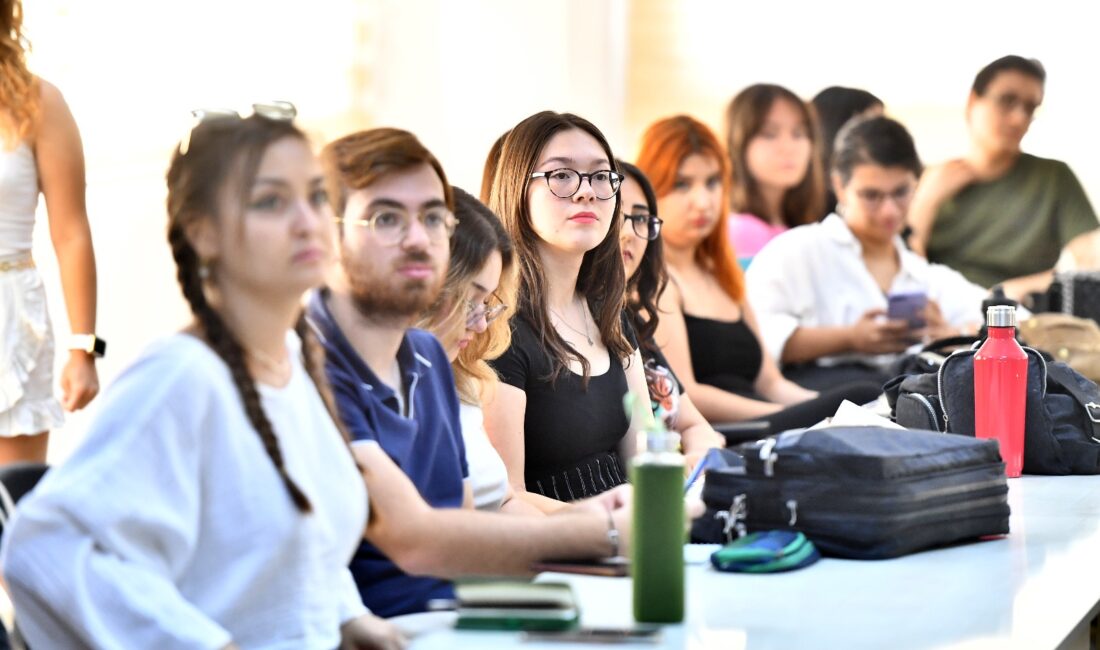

{"left": 1018, "top": 313, "right": 1100, "bottom": 382}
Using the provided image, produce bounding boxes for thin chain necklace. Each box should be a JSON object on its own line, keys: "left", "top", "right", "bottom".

{"left": 247, "top": 345, "right": 291, "bottom": 376}
{"left": 550, "top": 295, "right": 594, "bottom": 346}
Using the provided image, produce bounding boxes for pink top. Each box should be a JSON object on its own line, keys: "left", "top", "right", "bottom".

{"left": 728, "top": 213, "right": 787, "bottom": 263}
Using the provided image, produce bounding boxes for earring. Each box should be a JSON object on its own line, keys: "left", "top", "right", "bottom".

{"left": 198, "top": 259, "right": 211, "bottom": 280}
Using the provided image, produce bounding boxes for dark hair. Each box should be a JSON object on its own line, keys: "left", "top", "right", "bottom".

{"left": 487, "top": 111, "right": 630, "bottom": 386}
{"left": 972, "top": 55, "right": 1046, "bottom": 96}
{"left": 811, "top": 87, "right": 883, "bottom": 182}
{"left": 832, "top": 116, "right": 922, "bottom": 186}
{"left": 480, "top": 130, "right": 508, "bottom": 204}
{"left": 725, "top": 83, "right": 825, "bottom": 228}
{"left": 616, "top": 160, "right": 666, "bottom": 354}
{"left": 166, "top": 115, "right": 353, "bottom": 514}
{"left": 420, "top": 186, "right": 517, "bottom": 404}
{"left": 321, "top": 127, "right": 454, "bottom": 220}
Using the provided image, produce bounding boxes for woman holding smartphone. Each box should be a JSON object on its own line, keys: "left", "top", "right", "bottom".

{"left": 746, "top": 116, "right": 988, "bottom": 389}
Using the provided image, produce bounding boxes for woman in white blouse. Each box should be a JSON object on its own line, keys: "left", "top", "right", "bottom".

{"left": 746, "top": 116, "right": 988, "bottom": 389}
{"left": 2, "top": 107, "right": 632, "bottom": 650}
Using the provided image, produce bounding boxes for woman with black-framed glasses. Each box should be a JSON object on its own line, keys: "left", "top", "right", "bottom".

{"left": 482, "top": 111, "right": 655, "bottom": 508}
{"left": 418, "top": 186, "right": 540, "bottom": 514}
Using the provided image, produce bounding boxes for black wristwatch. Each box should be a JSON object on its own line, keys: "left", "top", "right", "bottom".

{"left": 68, "top": 333, "right": 107, "bottom": 358}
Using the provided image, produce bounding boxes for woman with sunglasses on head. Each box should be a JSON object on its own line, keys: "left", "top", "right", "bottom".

{"left": 418, "top": 186, "right": 540, "bottom": 513}
{"left": 725, "top": 84, "right": 825, "bottom": 268}
{"left": 617, "top": 160, "right": 724, "bottom": 467}
{"left": 637, "top": 115, "right": 880, "bottom": 431}
{"left": 1, "top": 0, "right": 100, "bottom": 464}
{"left": 746, "top": 116, "right": 990, "bottom": 388}
{"left": 483, "top": 111, "right": 654, "bottom": 508}
{"left": 0, "top": 104, "right": 409, "bottom": 649}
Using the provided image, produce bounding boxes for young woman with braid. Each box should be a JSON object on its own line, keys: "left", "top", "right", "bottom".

{"left": 0, "top": 109, "right": 404, "bottom": 649}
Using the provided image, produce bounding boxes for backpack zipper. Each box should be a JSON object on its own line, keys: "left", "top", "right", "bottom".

{"left": 911, "top": 393, "right": 942, "bottom": 432}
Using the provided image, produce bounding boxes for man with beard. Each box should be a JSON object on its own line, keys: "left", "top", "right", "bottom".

{"left": 306, "top": 128, "right": 470, "bottom": 617}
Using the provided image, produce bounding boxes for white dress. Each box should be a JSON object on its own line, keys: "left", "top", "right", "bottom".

{"left": 0, "top": 141, "right": 64, "bottom": 436}
{"left": 1, "top": 332, "right": 370, "bottom": 649}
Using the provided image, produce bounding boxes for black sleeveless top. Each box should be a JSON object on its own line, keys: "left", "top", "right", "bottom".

{"left": 683, "top": 313, "right": 763, "bottom": 396}
{"left": 489, "top": 316, "right": 634, "bottom": 502}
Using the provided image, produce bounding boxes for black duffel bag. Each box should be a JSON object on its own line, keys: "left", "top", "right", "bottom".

{"left": 691, "top": 426, "right": 1010, "bottom": 559}
{"left": 886, "top": 347, "right": 1100, "bottom": 475}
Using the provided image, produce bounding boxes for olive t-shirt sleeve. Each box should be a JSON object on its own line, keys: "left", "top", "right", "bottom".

{"left": 1055, "top": 161, "right": 1100, "bottom": 247}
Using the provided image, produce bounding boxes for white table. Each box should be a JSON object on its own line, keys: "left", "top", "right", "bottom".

{"left": 405, "top": 476, "right": 1100, "bottom": 649}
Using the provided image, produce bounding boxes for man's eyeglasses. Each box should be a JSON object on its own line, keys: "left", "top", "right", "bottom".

{"left": 854, "top": 185, "right": 914, "bottom": 211}
{"left": 529, "top": 168, "right": 623, "bottom": 200}
{"left": 464, "top": 293, "right": 508, "bottom": 328}
{"left": 334, "top": 207, "right": 458, "bottom": 246}
{"left": 989, "top": 92, "right": 1041, "bottom": 120}
{"left": 625, "top": 213, "right": 663, "bottom": 241}
{"left": 179, "top": 101, "right": 297, "bottom": 155}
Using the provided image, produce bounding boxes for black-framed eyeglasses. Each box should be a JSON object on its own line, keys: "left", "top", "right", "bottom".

{"left": 529, "top": 168, "right": 623, "bottom": 200}
{"left": 464, "top": 292, "right": 508, "bottom": 328}
{"left": 333, "top": 206, "right": 458, "bottom": 246}
{"left": 179, "top": 100, "right": 297, "bottom": 155}
{"left": 625, "top": 213, "right": 663, "bottom": 241}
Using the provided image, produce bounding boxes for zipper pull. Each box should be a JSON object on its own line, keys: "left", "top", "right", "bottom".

{"left": 786, "top": 499, "right": 799, "bottom": 526}
{"left": 715, "top": 494, "right": 748, "bottom": 544}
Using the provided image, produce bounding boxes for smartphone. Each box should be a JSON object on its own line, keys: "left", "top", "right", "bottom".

{"left": 522, "top": 626, "right": 664, "bottom": 644}
{"left": 530, "top": 556, "right": 629, "bottom": 577}
{"left": 887, "top": 291, "right": 928, "bottom": 329}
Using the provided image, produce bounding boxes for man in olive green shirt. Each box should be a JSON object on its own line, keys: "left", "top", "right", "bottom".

{"left": 909, "top": 55, "right": 1099, "bottom": 298}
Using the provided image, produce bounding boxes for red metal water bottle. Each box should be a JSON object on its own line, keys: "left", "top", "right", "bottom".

{"left": 974, "top": 306, "right": 1028, "bottom": 477}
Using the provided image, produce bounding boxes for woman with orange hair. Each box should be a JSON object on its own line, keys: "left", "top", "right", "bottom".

{"left": 1, "top": 0, "right": 101, "bottom": 463}
{"left": 636, "top": 115, "right": 880, "bottom": 431}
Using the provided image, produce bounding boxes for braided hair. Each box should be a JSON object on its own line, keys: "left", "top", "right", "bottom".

{"left": 166, "top": 114, "right": 351, "bottom": 514}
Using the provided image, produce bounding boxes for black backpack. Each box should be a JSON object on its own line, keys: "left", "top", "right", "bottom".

{"left": 885, "top": 347, "right": 1100, "bottom": 475}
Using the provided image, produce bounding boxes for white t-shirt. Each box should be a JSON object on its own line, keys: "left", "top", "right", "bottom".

{"left": 746, "top": 214, "right": 990, "bottom": 368}
{"left": 1, "top": 332, "right": 369, "bottom": 649}
{"left": 458, "top": 402, "right": 509, "bottom": 512}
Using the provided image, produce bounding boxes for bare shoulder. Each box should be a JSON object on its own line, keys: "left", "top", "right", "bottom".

{"left": 32, "top": 78, "right": 77, "bottom": 137}
{"left": 657, "top": 271, "right": 683, "bottom": 314}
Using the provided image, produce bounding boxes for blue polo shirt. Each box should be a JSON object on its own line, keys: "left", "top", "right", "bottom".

{"left": 306, "top": 288, "right": 468, "bottom": 617}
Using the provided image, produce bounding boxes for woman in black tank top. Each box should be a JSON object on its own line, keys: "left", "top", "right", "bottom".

{"left": 634, "top": 117, "right": 882, "bottom": 431}
{"left": 483, "top": 112, "right": 654, "bottom": 507}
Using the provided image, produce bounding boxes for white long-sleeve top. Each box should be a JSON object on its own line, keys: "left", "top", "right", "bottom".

{"left": 1, "top": 332, "right": 369, "bottom": 649}
{"left": 746, "top": 214, "right": 990, "bottom": 368}
{"left": 458, "top": 403, "right": 508, "bottom": 511}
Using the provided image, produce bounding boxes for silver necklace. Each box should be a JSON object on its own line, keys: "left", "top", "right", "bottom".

{"left": 550, "top": 296, "right": 594, "bottom": 346}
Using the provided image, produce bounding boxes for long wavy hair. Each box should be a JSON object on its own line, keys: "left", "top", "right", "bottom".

{"left": 725, "top": 83, "right": 825, "bottom": 228}
{"left": 166, "top": 114, "right": 354, "bottom": 514}
{"left": 487, "top": 111, "right": 630, "bottom": 386}
{"left": 419, "top": 186, "right": 517, "bottom": 405}
{"left": 636, "top": 115, "right": 745, "bottom": 303}
{"left": 1, "top": 0, "right": 39, "bottom": 148}
{"left": 617, "top": 160, "right": 666, "bottom": 355}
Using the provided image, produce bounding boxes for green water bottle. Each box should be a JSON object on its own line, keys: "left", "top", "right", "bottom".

{"left": 630, "top": 399, "right": 685, "bottom": 623}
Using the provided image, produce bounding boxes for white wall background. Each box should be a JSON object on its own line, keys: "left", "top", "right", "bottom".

{"left": 18, "top": 0, "right": 1098, "bottom": 462}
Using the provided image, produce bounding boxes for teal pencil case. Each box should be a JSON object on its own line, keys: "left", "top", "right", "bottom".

{"left": 710, "top": 530, "right": 820, "bottom": 573}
